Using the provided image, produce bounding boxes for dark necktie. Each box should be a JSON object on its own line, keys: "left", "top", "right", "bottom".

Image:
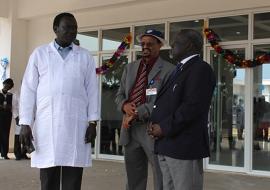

{"left": 129, "top": 64, "right": 147, "bottom": 106}
{"left": 169, "top": 62, "right": 183, "bottom": 81}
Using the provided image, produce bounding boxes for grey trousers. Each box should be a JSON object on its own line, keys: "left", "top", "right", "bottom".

{"left": 124, "top": 125, "right": 163, "bottom": 190}
{"left": 158, "top": 155, "right": 203, "bottom": 190}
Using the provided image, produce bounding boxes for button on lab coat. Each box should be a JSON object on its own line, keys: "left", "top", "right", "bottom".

{"left": 19, "top": 42, "right": 100, "bottom": 168}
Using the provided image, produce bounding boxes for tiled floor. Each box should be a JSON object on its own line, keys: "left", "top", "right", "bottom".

{"left": 0, "top": 155, "right": 270, "bottom": 190}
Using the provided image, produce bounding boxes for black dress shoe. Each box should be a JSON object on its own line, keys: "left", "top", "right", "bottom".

{"left": 4, "top": 156, "right": 10, "bottom": 160}
{"left": 15, "top": 157, "right": 21, "bottom": 160}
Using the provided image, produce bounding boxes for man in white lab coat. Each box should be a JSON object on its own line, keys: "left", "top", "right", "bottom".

{"left": 19, "top": 12, "right": 100, "bottom": 190}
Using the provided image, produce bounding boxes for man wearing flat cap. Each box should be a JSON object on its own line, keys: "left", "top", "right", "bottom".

{"left": 115, "top": 29, "right": 174, "bottom": 190}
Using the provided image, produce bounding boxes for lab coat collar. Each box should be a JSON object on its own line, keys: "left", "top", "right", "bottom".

{"left": 47, "top": 41, "right": 80, "bottom": 54}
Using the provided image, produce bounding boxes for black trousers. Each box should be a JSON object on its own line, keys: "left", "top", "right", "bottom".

{"left": 0, "top": 111, "right": 12, "bottom": 157}
{"left": 40, "top": 166, "right": 83, "bottom": 190}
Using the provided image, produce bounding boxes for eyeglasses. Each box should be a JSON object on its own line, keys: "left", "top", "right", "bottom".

{"left": 140, "top": 42, "right": 159, "bottom": 47}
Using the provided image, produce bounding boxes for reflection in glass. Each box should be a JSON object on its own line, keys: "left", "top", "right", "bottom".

{"left": 102, "top": 28, "right": 130, "bottom": 50}
{"left": 253, "top": 45, "right": 270, "bottom": 171}
{"left": 254, "top": 12, "right": 270, "bottom": 39}
{"left": 209, "top": 15, "right": 248, "bottom": 41}
{"left": 209, "top": 49, "right": 245, "bottom": 167}
{"left": 134, "top": 24, "right": 165, "bottom": 47}
{"left": 100, "top": 55, "right": 129, "bottom": 155}
{"left": 169, "top": 20, "right": 204, "bottom": 45}
{"left": 77, "top": 31, "right": 98, "bottom": 51}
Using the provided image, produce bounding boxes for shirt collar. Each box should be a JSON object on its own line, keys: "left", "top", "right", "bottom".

{"left": 54, "top": 40, "right": 73, "bottom": 51}
{"left": 180, "top": 54, "right": 199, "bottom": 65}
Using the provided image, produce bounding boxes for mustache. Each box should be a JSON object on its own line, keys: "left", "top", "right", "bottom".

{"left": 142, "top": 48, "right": 151, "bottom": 52}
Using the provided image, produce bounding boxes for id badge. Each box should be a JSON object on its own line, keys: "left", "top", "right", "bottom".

{"left": 146, "top": 88, "right": 157, "bottom": 96}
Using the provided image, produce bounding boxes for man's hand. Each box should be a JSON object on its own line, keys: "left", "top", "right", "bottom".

{"left": 20, "top": 125, "right": 35, "bottom": 153}
{"left": 122, "top": 114, "right": 137, "bottom": 129}
{"left": 123, "top": 102, "right": 137, "bottom": 116}
{"left": 147, "top": 123, "right": 163, "bottom": 139}
{"left": 85, "top": 122, "right": 97, "bottom": 144}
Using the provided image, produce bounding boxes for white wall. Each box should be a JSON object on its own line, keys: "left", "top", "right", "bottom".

{"left": 0, "top": 18, "right": 11, "bottom": 64}
{"left": 25, "top": 0, "right": 270, "bottom": 51}
{"left": 16, "top": 0, "right": 270, "bottom": 20}
{"left": 0, "top": 0, "right": 8, "bottom": 18}
{"left": 17, "top": 0, "right": 142, "bottom": 19}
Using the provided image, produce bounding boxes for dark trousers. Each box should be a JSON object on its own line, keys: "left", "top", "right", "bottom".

{"left": 0, "top": 111, "right": 12, "bottom": 157}
{"left": 40, "top": 166, "right": 83, "bottom": 190}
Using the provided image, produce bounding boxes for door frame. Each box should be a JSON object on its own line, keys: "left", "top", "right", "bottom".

{"left": 204, "top": 44, "right": 252, "bottom": 173}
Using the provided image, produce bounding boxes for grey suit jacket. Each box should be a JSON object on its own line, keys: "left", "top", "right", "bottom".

{"left": 115, "top": 57, "right": 175, "bottom": 145}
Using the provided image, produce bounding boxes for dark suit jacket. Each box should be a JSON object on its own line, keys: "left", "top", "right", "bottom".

{"left": 150, "top": 56, "right": 216, "bottom": 160}
{"left": 115, "top": 57, "right": 175, "bottom": 145}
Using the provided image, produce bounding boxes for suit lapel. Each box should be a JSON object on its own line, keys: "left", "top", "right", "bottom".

{"left": 127, "top": 60, "right": 140, "bottom": 93}
{"left": 148, "top": 57, "right": 163, "bottom": 84}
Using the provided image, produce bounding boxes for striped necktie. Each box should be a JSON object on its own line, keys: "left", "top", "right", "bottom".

{"left": 128, "top": 63, "right": 147, "bottom": 106}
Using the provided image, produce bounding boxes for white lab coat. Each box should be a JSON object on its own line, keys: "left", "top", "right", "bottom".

{"left": 19, "top": 42, "right": 100, "bottom": 168}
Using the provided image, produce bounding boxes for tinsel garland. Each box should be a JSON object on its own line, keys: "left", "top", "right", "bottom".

{"left": 204, "top": 28, "right": 270, "bottom": 68}
{"left": 96, "top": 33, "right": 132, "bottom": 74}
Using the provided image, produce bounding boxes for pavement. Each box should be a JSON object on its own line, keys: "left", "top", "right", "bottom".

{"left": 0, "top": 154, "right": 270, "bottom": 190}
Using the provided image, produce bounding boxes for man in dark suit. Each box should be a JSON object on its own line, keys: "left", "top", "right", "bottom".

{"left": 148, "top": 29, "right": 216, "bottom": 190}
{"left": 0, "top": 78, "right": 15, "bottom": 159}
{"left": 115, "top": 29, "right": 174, "bottom": 190}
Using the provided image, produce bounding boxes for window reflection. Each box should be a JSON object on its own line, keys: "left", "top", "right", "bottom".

{"left": 169, "top": 20, "right": 204, "bottom": 45}
{"left": 209, "top": 49, "right": 245, "bottom": 167}
{"left": 209, "top": 15, "right": 248, "bottom": 41}
{"left": 253, "top": 45, "right": 270, "bottom": 171}
{"left": 254, "top": 12, "right": 270, "bottom": 39}
{"left": 102, "top": 28, "right": 130, "bottom": 50}
{"left": 77, "top": 31, "right": 98, "bottom": 51}
{"left": 100, "top": 55, "right": 129, "bottom": 155}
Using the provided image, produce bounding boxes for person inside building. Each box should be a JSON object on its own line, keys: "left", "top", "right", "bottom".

{"left": 12, "top": 91, "right": 30, "bottom": 160}
{"left": 0, "top": 78, "right": 16, "bottom": 160}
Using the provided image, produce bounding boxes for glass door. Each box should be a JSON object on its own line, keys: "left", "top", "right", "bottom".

{"left": 206, "top": 46, "right": 247, "bottom": 170}
{"left": 98, "top": 54, "right": 128, "bottom": 159}
{"left": 252, "top": 45, "right": 270, "bottom": 172}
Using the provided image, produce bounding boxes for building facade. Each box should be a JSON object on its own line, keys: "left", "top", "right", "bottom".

{"left": 1, "top": 0, "right": 270, "bottom": 176}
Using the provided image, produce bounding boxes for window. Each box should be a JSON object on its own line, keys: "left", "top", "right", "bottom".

{"left": 169, "top": 20, "right": 204, "bottom": 45}
{"left": 77, "top": 31, "right": 98, "bottom": 51}
{"left": 209, "top": 15, "right": 248, "bottom": 41}
{"left": 254, "top": 12, "right": 270, "bottom": 39}
{"left": 102, "top": 28, "right": 130, "bottom": 50}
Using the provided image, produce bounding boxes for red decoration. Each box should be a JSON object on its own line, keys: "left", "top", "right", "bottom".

{"left": 96, "top": 33, "right": 132, "bottom": 74}
{"left": 204, "top": 28, "right": 270, "bottom": 68}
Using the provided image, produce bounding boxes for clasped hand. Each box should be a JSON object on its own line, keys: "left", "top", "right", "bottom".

{"left": 147, "top": 122, "right": 163, "bottom": 139}
{"left": 122, "top": 102, "right": 138, "bottom": 129}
